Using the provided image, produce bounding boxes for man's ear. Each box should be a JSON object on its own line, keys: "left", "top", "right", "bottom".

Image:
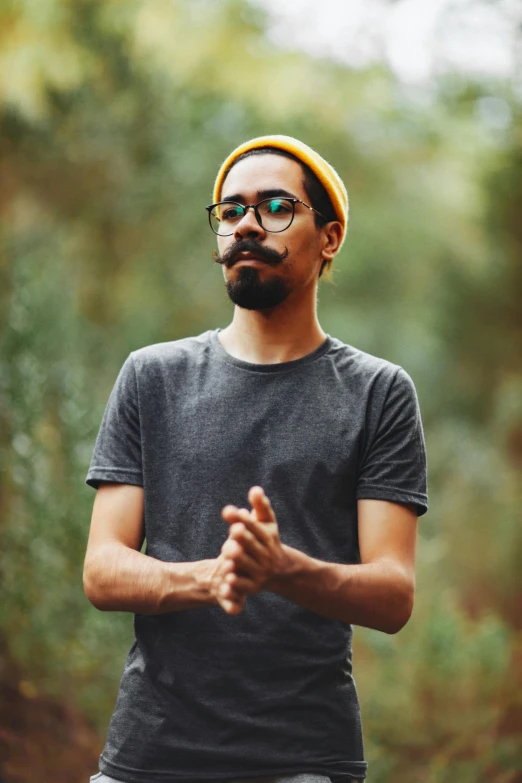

{"left": 321, "top": 221, "right": 343, "bottom": 261}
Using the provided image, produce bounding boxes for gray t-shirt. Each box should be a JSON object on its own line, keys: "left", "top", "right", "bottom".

{"left": 86, "top": 328, "right": 428, "bottom": 783}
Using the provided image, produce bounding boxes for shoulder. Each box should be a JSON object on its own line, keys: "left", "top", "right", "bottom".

{"left": 326, "top": 336, "right": 402, "bottom": 384}
{"left": 129, "top": 330, "right": 213, "bottom": 376}
{"left": 325, "top": 337, "right": 420, "bottom": 408}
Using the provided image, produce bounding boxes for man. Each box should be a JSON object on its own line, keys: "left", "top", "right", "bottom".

{"left": 84, "top": 134, "right": 428, "bottom": 783}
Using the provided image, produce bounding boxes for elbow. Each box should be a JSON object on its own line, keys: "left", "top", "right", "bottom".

{"left": 384, "top": 607, "right": 412, "bottom": 635}
{"left": 382, "top": 575, "right": 415, "bottom": 634}
{"left": 83, "top": 560, "right": 109, "bottom": 611}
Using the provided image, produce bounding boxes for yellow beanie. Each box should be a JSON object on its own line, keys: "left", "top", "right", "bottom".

{"left": 212, "top": 134, "right": 348, "bottom": 252}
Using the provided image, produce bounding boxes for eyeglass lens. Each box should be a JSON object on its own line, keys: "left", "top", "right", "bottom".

{"left": 209, "top": 198, "right": 295, "bottom": 235}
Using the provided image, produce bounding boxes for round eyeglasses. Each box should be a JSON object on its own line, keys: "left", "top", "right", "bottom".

{"left": 205, "top": 197, "right": 328, "bottom": 236}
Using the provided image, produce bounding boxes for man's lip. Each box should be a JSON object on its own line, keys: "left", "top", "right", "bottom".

{"left": 232, "top": 253, "right": 267, "bottom": 265}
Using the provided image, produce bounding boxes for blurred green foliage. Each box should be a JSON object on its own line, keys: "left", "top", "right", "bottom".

{"left": 0, "top": 1, "right": 521, "bottom": 781}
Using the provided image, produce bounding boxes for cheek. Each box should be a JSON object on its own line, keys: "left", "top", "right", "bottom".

{"left": 291, "top": 235, "right": 318, "bottom": 262}
{"left": 217, "top": 236, "right": 229, "bottom": 255}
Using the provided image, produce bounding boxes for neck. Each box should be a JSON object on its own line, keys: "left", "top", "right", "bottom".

{"left": 219, "top": 285, "right": 327, "bottom": 364}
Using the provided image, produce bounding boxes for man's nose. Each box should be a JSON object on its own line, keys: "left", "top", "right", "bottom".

{"left": 233, "top": 206, "right": 265, "bottom": 240}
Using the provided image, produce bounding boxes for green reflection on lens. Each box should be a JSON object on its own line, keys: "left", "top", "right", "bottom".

{"left": 265, "top": 198, "right": 290, "bottom": 215}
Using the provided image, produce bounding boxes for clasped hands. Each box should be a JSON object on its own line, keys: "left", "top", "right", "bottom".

{"left": 210, "top": 486, "right": 288, "bottom": 615}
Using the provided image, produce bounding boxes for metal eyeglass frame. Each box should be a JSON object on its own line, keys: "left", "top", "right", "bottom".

{"left": 205, "top": 197, "right": 328, "bottom": 236}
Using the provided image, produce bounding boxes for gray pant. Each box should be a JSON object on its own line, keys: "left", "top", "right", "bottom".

{"left": 89, "top": 774, "right": 334, "bottom": 783}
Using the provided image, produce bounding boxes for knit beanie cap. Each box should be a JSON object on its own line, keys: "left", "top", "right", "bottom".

{"left": 213, "top": 135, "right": 348, "bottom": 251}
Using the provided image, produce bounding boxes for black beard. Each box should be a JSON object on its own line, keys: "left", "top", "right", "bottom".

{"left": 225, "top": 266, "right": 290, "bottom": 310}
{"left": 213, "top": 238, "right": 290, "bottom": 311}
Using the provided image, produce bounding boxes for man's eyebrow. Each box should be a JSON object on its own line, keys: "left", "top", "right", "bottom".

{"left": 220, "top": 188, "right": 298, "bottom": 203}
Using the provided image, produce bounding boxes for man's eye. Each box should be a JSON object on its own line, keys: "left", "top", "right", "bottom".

{"left": 221, "top": 207, "right": 244, "bottom": 221}
{"left": 266, "top": 199, "right": 291, "bottom": 214}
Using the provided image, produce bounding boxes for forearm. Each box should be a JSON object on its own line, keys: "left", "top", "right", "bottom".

{"left": 83, "top": 543, "right": 218, "bottom": 615}
{"left": 268, "top": 544, "right": 414, "bottom": 633}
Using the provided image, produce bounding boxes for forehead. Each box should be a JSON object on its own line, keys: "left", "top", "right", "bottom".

{"left": 221, "top": 154, "right": 307, "bottom": 201}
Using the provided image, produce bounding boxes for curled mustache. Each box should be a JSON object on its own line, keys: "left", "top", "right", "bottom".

{"left": 212, "top": 238, "right": 289, "bottom": 268}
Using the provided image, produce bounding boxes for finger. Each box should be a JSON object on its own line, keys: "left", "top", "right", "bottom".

{"left": 248, "top": 486, "right": 276, "bottom": 523}
{"left": 222, "top": 539, "right": 261, "bottom": 573}
{"left": 225, "top": 521, "right": 247, "bottom": 543}
{"left": 231, "top": 518, "right": 274, "bottom": 551}
{"left": 218, "top": 579, "right": 246, "bottom": 600}
{"left": 216, "top": 581, "right": 245, "bottom": 612}
{"left": 223, "top": 509, "right": 272, "bottom": 548}
{"left": 220, "top": 557, "right": 236, "bottom": 575}
{"left": 220, "top": 595, "right": 244, "bottom": 615}
{"left": 227, "top": 514, "right": 253, "bottom": 537}
{"left": 224, "top": 572, "right": 260, "bottom": 595}
{"left": 227, "top": 519, "right": 269, "bottom": 561}
{"left": 220, "top": 575, "right": 255, "bottom": 598}
{"left": 221, "top": 504, "right": 247, "bottom": 522}
{"left": 219, "top": 581, "right": 247, "bottom": 613}
{"left": 221, "top": 506, "right": 262, "bottom": 537}
{"left": 232, "top": 525, "right": 267, "bottom": 563}
{"left": 223, "top": 508, "right": 264, "bottom": 536}
{"left": 212, "top": 557, "right": 235, "bottom": 587}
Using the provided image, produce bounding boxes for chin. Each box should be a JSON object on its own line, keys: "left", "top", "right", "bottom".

{"left": 225, "top": 268, "right": 290, "bottom": 310}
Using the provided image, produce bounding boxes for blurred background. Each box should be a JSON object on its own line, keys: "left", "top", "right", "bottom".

{"left": 0, "top": 0, "right": 521, "bottom": 781}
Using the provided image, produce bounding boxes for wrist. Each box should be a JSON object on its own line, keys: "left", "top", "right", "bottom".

{"left": 266, "top": 543, "right": 300, "bottom": 592}
{"left": 194, "top": 558, "right": 220, "bottom": 606}
{"left": 158, "top": 558, "right": 219, "bottom": 612}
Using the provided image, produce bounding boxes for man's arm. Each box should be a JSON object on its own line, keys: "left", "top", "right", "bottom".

{"left": 83, "top": 483, "right": 230, "bottom": 614}
{"left": 268, "top": 499, "right": 417, "bottom": 633}
{"left": 216, "top": 489, "right": 417, "bottom": 633}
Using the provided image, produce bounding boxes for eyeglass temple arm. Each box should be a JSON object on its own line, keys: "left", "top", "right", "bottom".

{"left": 298, "top": 200, "right": 329, "bottom": 223}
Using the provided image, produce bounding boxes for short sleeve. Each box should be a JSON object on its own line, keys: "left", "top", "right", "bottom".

{"left": 356, "top": 367, "right": 428, "bottom": 516}
{"left": 85, "top": 354, "right": 143, "bottom": 490}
